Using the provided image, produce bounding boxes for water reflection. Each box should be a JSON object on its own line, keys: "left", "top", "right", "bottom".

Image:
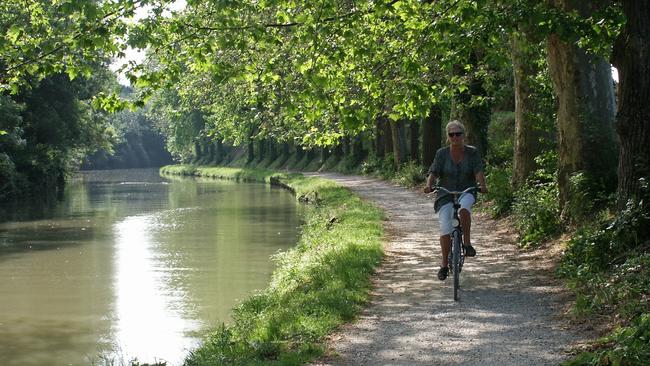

{"left": 113, "top": 214, "right": 198, "bottom": 365}
{"left": 0, "top": 169, "right": 301, "bottom": 365}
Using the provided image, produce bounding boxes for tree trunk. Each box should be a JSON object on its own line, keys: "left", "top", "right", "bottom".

{"left": 398, "top": 121, "right": 408, "bottom": 163}
{"left": 319, "top": 147, "right": 329, "bottom": 166}
{"left": 247, "top": 137, "right": 254, "bottom": 163}
{"left": 422, "top": 104, "right": 442, "bottom": 168}
{"left": 455, "top": 51, "right": 491, "bottom": 158}
{"left": 383, "top": 116, "right": 394, "bottom": 156}
{"left": 511, "top": 28, "right": 544, "bottom": 188}
{"left": 375, "top": 117, "right": 385, "bottom": 158}
{"left": 461, "top": 79, "right": 491, "bottom": 159}
{"left": 612, "top": 1, "right": 650, "bottom": 207}
{"left": 410, "top": 120, "right": 420, "bottom": 164}
{"left": 546, "top": 0, "right": 618, "bottom": 215}
{"left": 390, "top": 119, "right": 401, "bottom": 169}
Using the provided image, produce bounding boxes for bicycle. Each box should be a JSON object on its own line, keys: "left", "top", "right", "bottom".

{"left": 434, "top": 186, "right": 477, "bottom": 301}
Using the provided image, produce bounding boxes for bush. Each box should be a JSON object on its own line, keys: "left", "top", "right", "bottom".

{"left": 564, "top": 171, "right": 615, "bottom": 227}
{"left": 560, "top": 180, "right": 650, "bottom": 277}
{"left": 393, "top": 161, "right": 426, "bottom": 187}
{"left": 560, "top": 179, "right": 650, "bottom": 366}
{"left": 484, "top": 163, "right": 514, "bottom": 217}
{"left": 564, "top": 314, "right": 650, "bottom": 366}
{"left": 513, "top": 179, "right": 560, "bottom": 247}
{"left": 512, "top": 151, "right": 561, "bottom": 247}
{"left": 361, "top": 154, "right": 395, "bottom": 179}
{"left": 487, "top": 111, "right": 515, "bottom": 166}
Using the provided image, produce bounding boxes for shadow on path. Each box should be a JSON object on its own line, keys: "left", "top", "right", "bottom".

{"left": 308, "top": 173, "right": 582, "bottom": 366}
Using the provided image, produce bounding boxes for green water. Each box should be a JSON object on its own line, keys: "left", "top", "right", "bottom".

{"left": 0, "top": 169, "right": 302, "bottom": 365}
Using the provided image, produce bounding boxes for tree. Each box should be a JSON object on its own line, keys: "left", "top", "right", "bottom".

{"left": 510, "top": 27, "right": 547, "bottom": 188}
{"left": 612, "top": 1, "right": 650, "bottom": 207}
{"left": 546, "top": 0, "right": 618, "bottom": 216}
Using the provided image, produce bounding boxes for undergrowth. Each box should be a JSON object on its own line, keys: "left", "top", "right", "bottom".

{"left": 559, "top": 180, "right": 650, "bottom": 366}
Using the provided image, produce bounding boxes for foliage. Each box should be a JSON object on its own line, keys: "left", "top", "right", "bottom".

{"left": 160, "top": 166, "right": 384, "bottom": 365}
{"left": 559, "top": 179, "right": 650, "bottom": 365}
{"left": 393, "top": 160, "right": 426, "bottom": 188}
{"left": 0, "top": 0, "right": 174, "bottom": 93}
{"left": 487, "top": 111, "right": 515, "bottom": 166}
{"left": 484, "top": 163, "right": 514, "bottom": 218}
{"left": 0, "top": 69, "right": 119, "bottom": 200}
{"left": 512, "top": 151, "right": 561, "bottom": 247}
{"left": 560, "top": 180, "right": 650, "bottom": 278}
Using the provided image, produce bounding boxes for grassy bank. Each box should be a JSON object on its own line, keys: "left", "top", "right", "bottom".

{"left": 160, "top": 165, "right": 385, "bottom": 365}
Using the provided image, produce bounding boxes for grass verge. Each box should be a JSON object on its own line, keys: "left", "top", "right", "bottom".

{"left": 160, "top": 164, "right": 385, "bottom": 365}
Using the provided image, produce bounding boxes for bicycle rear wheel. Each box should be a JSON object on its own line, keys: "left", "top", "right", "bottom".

{"left": 452, "top": 229, "right": 462, "bottom": 301}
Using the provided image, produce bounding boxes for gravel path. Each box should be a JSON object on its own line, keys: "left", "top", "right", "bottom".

{"left": 308, "top": 173, "right": 584, "bottom": 366}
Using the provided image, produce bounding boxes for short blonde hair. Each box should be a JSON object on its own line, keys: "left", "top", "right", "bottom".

{"left": 446, "top": 120, "right": 465, "bottom": 133}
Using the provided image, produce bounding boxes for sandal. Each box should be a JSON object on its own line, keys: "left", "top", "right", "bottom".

{"left": 437, "top": 266, "right": 449, "bottom": 281}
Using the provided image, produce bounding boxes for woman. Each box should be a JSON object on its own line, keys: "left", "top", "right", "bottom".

{"left": 423, "top": 120, "right": 488, "bottom": 281}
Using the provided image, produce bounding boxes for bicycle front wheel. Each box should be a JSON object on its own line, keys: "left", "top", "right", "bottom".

{"left": 452, "top": 229, "right": 462, "bottom": 301}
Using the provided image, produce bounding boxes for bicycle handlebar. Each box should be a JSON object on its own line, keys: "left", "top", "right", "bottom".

{"left": 434, "top": 186, "right": 478, "bottom": 196}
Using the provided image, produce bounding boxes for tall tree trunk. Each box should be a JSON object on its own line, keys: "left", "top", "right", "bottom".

{"left": 319, "top": 147, "right": 329, "bottom": 166}
{"left": 390, "top": 119, "right": 401, "bottom": 169}
{"left": 422, "top": 104, "right": 442, "bottom": 168}
{"left": 613, "top": 1, "right": 650, "bottom": 208}
{"left": 247, "top": 137, "right": 254, "bottom": 163}
{"left": 455, "top": 51, "right": 491, "bottom": 158}
{"left": 194, "top": 141, "right": 202, "bottom": 163}
{"left": 375, "top": 117, "right": 385, "bottom": 158}
{"left": 546, "top": 0, "right": 618, "bottom": 215}
{"left": 410, "top": 120, "right": 420, "bottom": 164}
{"left": 383, "top": 116, "right": 394, "bottom": 156}
{"left": 351, "top": 135, "right": 364, "bottom": 163}
{"left": 511, "top": 28, "right": 544, "bottom": 188}
{"left": 295, "top": 143, "right": 304, "bottom": 161}
{"left": 397, "top": 120, "right": 408, "bottom": 164}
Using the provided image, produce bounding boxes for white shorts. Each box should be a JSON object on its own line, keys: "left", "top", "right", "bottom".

{"left": 438, "top": 193, "right": 475, "bottom": 236}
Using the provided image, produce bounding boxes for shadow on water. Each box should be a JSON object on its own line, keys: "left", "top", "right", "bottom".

{"left": 0, "top": 225, "right": 96, "bottom": 259}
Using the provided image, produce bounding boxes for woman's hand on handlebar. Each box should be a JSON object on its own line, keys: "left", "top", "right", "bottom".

{"left": 423, "top": 186, "right": 434, "bottom": 194}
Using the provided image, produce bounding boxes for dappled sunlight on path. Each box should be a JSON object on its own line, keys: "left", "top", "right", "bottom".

{"left": 308, "top": 173, "right": 583, "bottom": 366}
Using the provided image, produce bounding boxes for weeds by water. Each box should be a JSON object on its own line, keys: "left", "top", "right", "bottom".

{"left": 161, "top": 165, "right": 384, "bottom": 365}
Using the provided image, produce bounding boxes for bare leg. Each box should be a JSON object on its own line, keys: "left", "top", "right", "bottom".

{"left": 459, "top": 208, "right": 471, "bottom": 246}
{"left": 440, "top": 234, "right": 451, "bottom": 267}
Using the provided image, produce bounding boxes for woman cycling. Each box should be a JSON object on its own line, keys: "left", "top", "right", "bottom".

{"left": 423, "top": 120, "right": 488, "bottom": 281}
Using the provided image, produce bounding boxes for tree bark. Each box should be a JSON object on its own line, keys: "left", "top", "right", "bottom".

{"left": 511, "top": 28, "right": 544, "bottom": 188}
{"left": 410, "top": 120, "right": 420, "bottom": 164}
{"left": 375, "top": 117, "right": 385, "bottom": 158}
{"left": 247, "top": 136, "right": 254, "bottom": 163}
{"left": 422, "top": 104, "right": 442, "bottom": 168}
{"left": 383, "top": 116, "right": 394, "bottom": 156}
{"left": 390, "top": 119, "right": 401, "bottom": 169}
{"left": 455, "top": 51, "right": 491, "bottom": 158}
{"left": 546, "top": 0, "right": 618, "bottom": 215}
{"left": 612, "top": 1, "right": 650, "bottom": 207}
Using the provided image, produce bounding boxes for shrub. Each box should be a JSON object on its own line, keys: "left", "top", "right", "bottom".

{"left": 393, "top": 161, "right": 426, "bottom": 187}
{"left": 560, "top": 179, "right": 650, "bottom": 366}
{"left": 512, "top": 151, "right": 561, "bottom": 247}
{"left": 484, "top": 163, "right": 514, "bottom": 217}
{"left": 361, "top": 154, "right": 395, "bottom": 179}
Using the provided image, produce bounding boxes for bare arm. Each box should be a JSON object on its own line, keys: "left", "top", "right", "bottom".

{"left": 424, "top": 173, "right": 437, "bottom": 193}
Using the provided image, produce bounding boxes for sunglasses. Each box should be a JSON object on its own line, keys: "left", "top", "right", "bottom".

{"left": 448, "top": 132, "right": 463, "bottom": 137}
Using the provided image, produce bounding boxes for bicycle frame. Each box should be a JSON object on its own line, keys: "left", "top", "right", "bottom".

{"left": 435, "top": 186, "right": 476, "bottom": 301}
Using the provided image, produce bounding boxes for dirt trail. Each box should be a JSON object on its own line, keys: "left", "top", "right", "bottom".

{"left": 308, "top": 173, "right": 584, "bottom": 366}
